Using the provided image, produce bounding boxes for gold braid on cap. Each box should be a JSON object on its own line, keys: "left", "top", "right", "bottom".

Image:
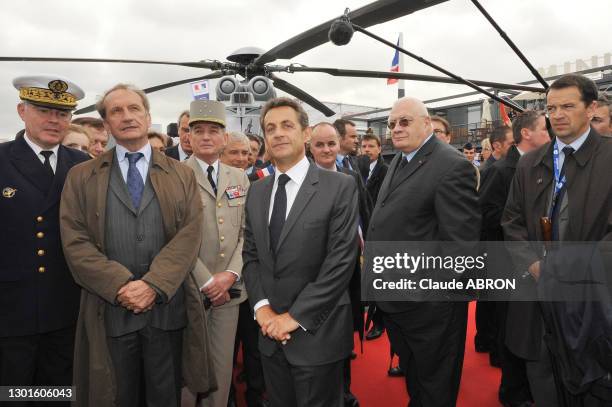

{"left": 19, "top": 87, "right": 76, "bottom": 108}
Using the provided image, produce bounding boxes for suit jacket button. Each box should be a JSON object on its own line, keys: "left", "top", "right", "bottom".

{"left": 37, "top": 249, "right": 45, "bottom": 256}
{"left": 220, "top": 236, "right": 225, "bottom": 242}
{"left": 218, "top": 218, "right": 224, "bottom": 224}
{"left": 38, "top": 267, "right": 45, "bottom": 273}
{"left": 381, "top": 202, "right": 385, "bottom": 207}
{"left": 36, "top": 216, "right": 43, "bottom": 222}
{"left": 36, "top": 232, "right": 44, "bottom": 239}
{"left": 136, "top": 234, "right": 144, "bottom": 241}
{"left": 217, "top": 202, "right": 222, "bottom": 208}
{"left": 220, "top": 253, "right": 225, "bottom": 258}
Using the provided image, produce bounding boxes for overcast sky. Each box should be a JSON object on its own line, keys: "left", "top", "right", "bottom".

{"left": 1, "top": 0, "right": 610, "bottom": 136}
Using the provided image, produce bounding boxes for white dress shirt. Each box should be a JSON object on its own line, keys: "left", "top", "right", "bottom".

{"left": 115, "top": 143, "right": 151, "bottom": 184}
{"left": 195, "top": 157, "right": 219, "bottom": 187}
{"left": 24, "top": 134, "right": 59, "bottom": 173}
{"left": 368, "top": 160, "right": 377, "bottom": 179}
{"left": 555, "top": 127, "right": 590, "bottom": 170}
{"left": 267, "top": 156, "right": 310, "bottom": 222}
{"left": 178, "top": 143, "right": 190, "bottom": 161}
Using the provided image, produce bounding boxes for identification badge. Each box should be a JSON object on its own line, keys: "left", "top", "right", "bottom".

{"left": 225, "top": 185, "right": 246, "bottom": 199}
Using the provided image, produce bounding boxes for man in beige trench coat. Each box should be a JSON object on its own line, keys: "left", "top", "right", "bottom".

{"left": 60, "top": 83, "right": 215, "bottom": 407}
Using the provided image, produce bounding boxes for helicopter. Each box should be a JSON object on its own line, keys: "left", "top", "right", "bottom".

{"left": 0, "top": 0, "right": 550, "bottom": 137}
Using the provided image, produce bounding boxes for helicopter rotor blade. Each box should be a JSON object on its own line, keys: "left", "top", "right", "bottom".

{"left": 0, "top": 56, "right": 225, "bottom": 70}
{"left": 284, "top": 66, "right": 546, "bottom": 93}
{"left": 142, "top": 71, "right": 227, "bottom": 94}
{"left": 270, "top": 74, "right": 335, "bottom": 117}
{"left": 255, "top": 0, "right": 448, "bottom": 65}
{"left": 74, "top": 71, "right": 229, "bottom": 115}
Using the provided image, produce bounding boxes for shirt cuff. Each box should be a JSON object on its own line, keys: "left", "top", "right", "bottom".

{"left": 226, "top": 270, "right": 240, "bottom": 282}
{"left": 200, "top": 276, "right": 214, "bottom": 292}
{"left": 253, "top": 299, "right": 270, "bottom": 318}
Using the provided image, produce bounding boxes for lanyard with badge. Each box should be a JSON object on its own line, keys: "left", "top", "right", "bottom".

{"left": 549, "top": 143, "right": 567, "bottom": 217}
{"left": 540, "top": 142, "right": 566, "bottom": 246}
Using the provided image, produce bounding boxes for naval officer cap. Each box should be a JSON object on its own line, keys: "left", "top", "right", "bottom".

{"left": 189, "top": 100, "right": 226, "bottom": 128}
{"left": 13, "top": 75, "right": 85, "bottom": 111}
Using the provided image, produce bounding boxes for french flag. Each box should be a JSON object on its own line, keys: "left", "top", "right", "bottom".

{"left": 387, "top": 36, "right": 400, "bottom": 85}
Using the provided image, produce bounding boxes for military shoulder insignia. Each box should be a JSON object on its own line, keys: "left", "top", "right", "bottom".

{"left": 225, "top": 185, "right": 246, "bottom": 199}
{"left": 2, "top": 187, "right": 17, "bottom": 198}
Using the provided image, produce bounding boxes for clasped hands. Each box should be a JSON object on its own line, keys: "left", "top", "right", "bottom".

{"left": 201, "top": 271, "right": 236, "bottom": 307}
{"left": 117, "top": 280, "right": 156, "bottom": 314}
{"left": 255, "top": 305, "right": 299, "bottom": 344}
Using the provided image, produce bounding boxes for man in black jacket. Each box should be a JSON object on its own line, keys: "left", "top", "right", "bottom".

{"left": 0, "top": 75, "right": 88, "bottom": 396}
{"left": 479, "top": 109, "right": 549, "bottom": 407}
{"left": 366, "top": 97, "right": 481, "bottom": 407}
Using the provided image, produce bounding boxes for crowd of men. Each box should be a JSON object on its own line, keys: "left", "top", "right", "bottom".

{"left": 0, "top": 72, "right": 610, "bottom": 407}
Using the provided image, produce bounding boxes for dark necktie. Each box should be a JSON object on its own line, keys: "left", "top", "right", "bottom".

{"left": 126, "top": 152, "right": 144, "bottom": 210}
{"left": 269, "top": 174, "right": 291, "bottom": 251}
{"left": 551, "top": 146, "right": 575, "bottom": 241}
{"left": 39, "top": 150, "right": 54, "bottom": 194}
{"left": 342, "top": 156, "right": 350, "bottom": 169}
{"left": 40, "top": 150, "right": 54, "bottom": 177}
{"left": 207, "top": 165, "right": 217, "bottom": 195}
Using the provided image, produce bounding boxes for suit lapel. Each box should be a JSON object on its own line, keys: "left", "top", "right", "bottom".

{"left": 259, "top": 174, "right": 274, "bottom": 253}
{"left": 93, "top": 150, "right": 114, "bottom": 248}
{"left": 532, "top": 142, "right": 555, "bottom": 214}
{"left": 386, "top": 136, "right": 437, "bottom": 195}
{"left": 9, "top": 136, "right": 50, "bottom": 194}
{"left": 276, "top": 164, "right": 318, "bottom": 251}
{"left": 376, "top": 153, "right": 401, "bottom": 204}
{"left": 40, "top": 146, "right": 73, "bottom": 213}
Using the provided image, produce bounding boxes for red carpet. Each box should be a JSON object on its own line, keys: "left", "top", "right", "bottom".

{"left": 235, "top": 301, "right": 502, "bottom": 406}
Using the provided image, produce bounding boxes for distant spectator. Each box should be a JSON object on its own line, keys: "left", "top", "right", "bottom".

{"left": 220, "top": 131, "right": 250, "bottom": 170}
{"left": 147, "top": 130, "right": 167, "bottom": 152}
{"left": 62, "top": 124, "right": 91, "bottom": 152}
{"left": 72, "top": 116, "right": 109, "bottom": 158}
{"left": 463, "top": 142, "right": 476, "bottom": 163}
{"left": 246, "top": 133, "right": 263, "bottom": 175}
{"left": 165, "top": 110, "right": 191, "bottom": 161}
{"left": 481, "top": 126, "right": 513, "bottom": 171}
{"left": 431, "top": 115, "right": 452, "bottom": 144}
{"left": 480, "top": 138, "right": 492, "bottom": 162}
{"left": 591, "top": 92, "right": 611, "bottom": 137}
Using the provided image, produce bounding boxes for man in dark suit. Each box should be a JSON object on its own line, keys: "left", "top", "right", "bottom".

{"left": 479, "top": 110, "right": 549, "bottom": 407}
{"left": 0, "top": 75, "right": 88, "bottom": 397}
{"left": 366, "top": 97, "right": 481, "bottom": 407}
{"left": 243, "top": 98, "right": 358, "bottom": 407}
{"left": 334, "top": 118, "right": 360, "bottom": 171}
{"left": 165, "top": 110, "right": 191, "bottom": 161}
{"left": 358, "top": 133, "right": 388, "bottom": 341}
{"left": 502, "top": 74, "right": 612, "bottom": 406}
{"left": 309, "top": 121, "right": 372, "bottom": 407}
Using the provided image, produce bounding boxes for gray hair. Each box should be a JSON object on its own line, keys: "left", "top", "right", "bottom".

{"left": 95, "top": 83, "right": 150, "bottom": 119}
{"left": 221, "top": 131, "right": 250, "bottom": 153}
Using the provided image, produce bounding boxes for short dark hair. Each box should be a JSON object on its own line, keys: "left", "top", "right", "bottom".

{"left": 489, "top": 125, "right": 511, "bottom": 148}
{"left": 147, "top": 130, "right": 166, "bottom": 144}
{"left": 246, "top": 133, "right": 262, "bottom": 155}
{"left": 463, "top": 142, "right": 474, "bottom": 151}
{"left": 361, "top": 133, "right": 381, "bottom": 147}
{"left": 72, "top": 116, "right": 104, "bottom": 130}
{"left": 333, "top": 118, "right": 356, "bottom": 138}
{"left": 260, "top": 97, "right": 309, "bottom": 133}
{"left": 177, "top": 110, "right": 189, "bottom": 126}
{"left": 430, "top": 115, "right": 450, "bottom": 134}
{"left": 511, "top": 110, "right": 545, "bottom": 144}
{"left": 547, "top": 74, "right": 598, "bottom": 106}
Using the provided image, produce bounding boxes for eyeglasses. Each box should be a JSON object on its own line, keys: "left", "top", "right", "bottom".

{"left": 387, "top": 117, "right": 414, "bottom": 130}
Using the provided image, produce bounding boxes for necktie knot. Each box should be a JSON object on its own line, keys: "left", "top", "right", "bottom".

{"left": 562, "top": 146, "right": 575, "bottom": 157}
{"left": 341, "top": 156, "right": 350, "bottom": 168}
{"left": 126, "top": 152, "right": 144, "bottom": 165}
{"left": 277, "top": 174, "right": 291, "bottom": 187}
{"left": 40, "top": 150, "right": 53, "bottom": 159}
{"left": 207, "top": 165, "right": 214, "bottom": 175}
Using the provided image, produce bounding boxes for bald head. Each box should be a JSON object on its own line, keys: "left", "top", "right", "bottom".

{"left": 388, "top": 96, "right": 432, "bottom": 153}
